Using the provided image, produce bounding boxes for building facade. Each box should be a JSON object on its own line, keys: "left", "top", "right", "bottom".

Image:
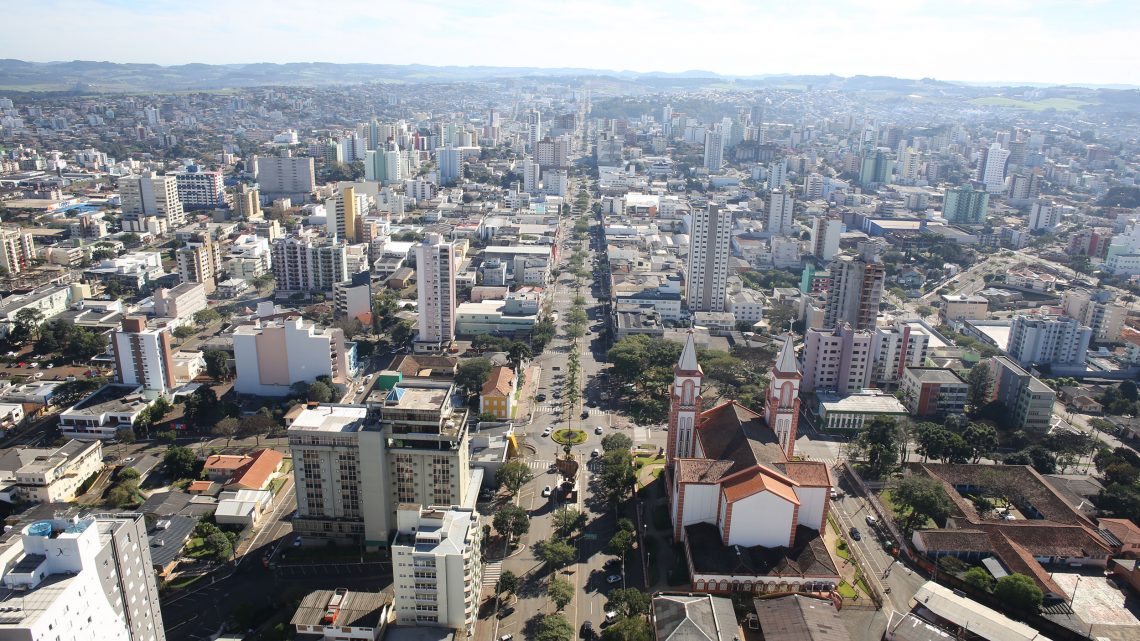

{"left": 233, "top": 317, "right": 355, "bottom": 397}
{"left": 111, "top": 317, "right": 177, "bottom": 393}
{"left": 687, "top": 204, "right": 732, "bottom": 313}
{"left": 415, "top": 234, "right": 457, "bottom": 350}
{"left": 823, "top": 251, "right": 884, "bottom": 331}
{"left": 392, "top": 506, "right": 482, "bottom": 632}
{"left": 1007, "top": 315, "right": 1092, "bottom": 367}
{"left": 120, "top": 171, "right": 185, "bottom": 232}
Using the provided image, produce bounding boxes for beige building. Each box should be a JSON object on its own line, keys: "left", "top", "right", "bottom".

{"left": 233, "top": 316, "right": 356, "bottom": 397}
{"left": 152, "top": 282, "right": 208, "bottom": 326}
{"left": 176, "top": 233, "right": 222, "bottom": 293}
{"left": 940, "top": 294, "right": 988, "bottom": 322}
{"left": 0, "top": 226, "right": 35, "bottom": 275}
{"left": 120, "top": 170, "right": 185, "bottom": 231}
{"left": 0, "top": 439, "right": 104, "bottom": 503}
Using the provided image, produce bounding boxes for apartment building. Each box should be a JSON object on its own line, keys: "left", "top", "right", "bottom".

{"left": 0, "top": 439, "right": 104, "bottom": 503}
{"left": 687, "top": 204, "right": 732, "bottom": 313}
{"left": 871, "top": 322, "right": 930, "bottom": 388}
{"left": 111, "top": 317, "right": 176, "bottom": 394}
{"left": 940, "top": 294, "right": 988, "bottom": 322}
{"left": 989, "top": 356, "right": 1054, "bottom": 431}
{"left": 225, "top": 234, "right": 272, "bottom": 279}
{"left": 1062, "top": 288, "right": 1126, "bottom": 344}
{"left": 152, "top": 282, "right": 207, "bottom": 326}
{"left": 823, "top": 251, "right": 884, "bottom": 331}
{"left": 392, "top": 506, "right": 482, "bottom": 632}
{"left": 415, "top": 234, "right": 457, "bottom": 350}
{"left": 1007, "top": 315, "right": 1092, "bottom": 367}
{"left": 253, "top": 154, "right": 316, "bottom": 201}
{"left": 810, "top": 216, "right": 842, "bottom": 261}
{"left": 119, "top": 171, "right": 185, "bottom": 231}
{"left": 0, "top": 226, "right": 34, "bottom": 275}
{"left": 0, "top": 513, "right": 165, "bottom": 641}
{"left": 271, "top": 233, "right": 352, "bottom": 293}
{"left": 173, "top": 168, "right": 225, "bottom": 210}
{"left": 801, "top": 323, "right": 873, "bottom": 394}
{"left": 175, "top": 233, "right": 222, "bottom": 293}
{"left": 900, "top": 367, "right": 968, "bottom": 418}
{"left": 233, "top": 316, "right": 356, "bottom": 397}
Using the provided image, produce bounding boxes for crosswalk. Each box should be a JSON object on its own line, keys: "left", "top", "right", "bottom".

{"left": 482, "top": 560, "right": 502, "bottom": 587}
{"left": 535, "top": 403, "right": 564, "bottom": 415}
{"left": 528, "top": 459, "right": 552, "bottom": 472}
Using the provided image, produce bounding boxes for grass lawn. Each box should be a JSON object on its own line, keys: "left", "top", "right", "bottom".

{"left": 267, "top": 476, "right": 287, "bottom": 495}
{"left": 828, "top": 514, "right": 841, "bottom": 536}
{"left": 634, "top": 455, "right": 665, "bottom": 468}
{"left": 165, "top": 573, "right": 207, "bottom": 591}
{"left": 835, "top": 540, "right": 852, "bottom": 561}
{"left": 837, "top": 581, "right": 857, "bottom": 598}
{"left": 969, "top": 96, "right": 1089, "bottom": 112}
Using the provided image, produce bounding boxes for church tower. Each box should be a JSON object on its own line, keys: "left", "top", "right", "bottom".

{"left": 765, "top": 336, "right": 802, "bottom": 459}
{"left": 667, "top": 331, "right": 703, "bottom": 467}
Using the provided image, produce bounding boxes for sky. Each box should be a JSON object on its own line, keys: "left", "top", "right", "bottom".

{"left": 4, "top": 0, "right": 1139, "bottom": 85}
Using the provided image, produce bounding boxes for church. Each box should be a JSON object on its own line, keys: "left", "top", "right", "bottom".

{"left": 666, "top": 333, "right": 841, "bottom": 595}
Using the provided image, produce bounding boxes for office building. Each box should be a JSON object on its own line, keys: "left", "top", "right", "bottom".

{"left": 767, "top": 189, "right": 795, "bottom": 236}
{"left": 253, "top": 154, "right": 316, "bottom": 201}
{"left": 173, "top": 168, "right": 225, "bottom": 210}
{"left": 175, "top": 233, "right": 222, "bottom": 293}
{"left": 811, "top": 216, "right": 842, "bottom": 261}
{"left": 900, "top": 367, "right": 968, "bottom": 418}
{"left": 326, "top": 185, "right": 364, "bottom": 242}
{"left": 989, "top": 356, "right": 1054, "bottom": 431}
{"left": 703, "top": 129, "right": 724, "bottom": 171}
{"left": 272, "top": 233, "right": 352, "bottom": 293}
{"left": 111, "top": 316, "right": 176, "bottom": 394}
{"left": 686, "top": 204, "right": 732, "bottom": 313}
{"left": 288, "top": 382, "right": 471, "bottom": 547}
{"left": 233, "top": 316, "right": 356, "bottom": 396}
{"left": 1028, "top": 201, "right": 1061, "bottom": 231}
{"left": 0, "top": 226, "right": 34, "bottom": 275}
{"left": 1062, "top": 288, "right": 1125, "bottom": 344}
{"left": 119, "top": 171, "right": 185, "bottom": 232}
{"left": 801, "top": 323, "right": 874, "bottom": 394}
{"left": 0, "top": 513, "right": 165, "bottom": 641}
{"left": 392, "top": 506, "right": 482, "bottom": 632}
{"left": 415, "top": 234, "right": 456, "bottom": 350}
{"left": 823, "top": 248, "right": 884, "bottom": 331}
{"left": 978, "top": 142, "right": 1011, "bottom": 193}
{"left": 1007, "top": 315, "right": 1092, "bottom": 367}
{"left": 941, "top": 185, "right": 989, "bottom": 225}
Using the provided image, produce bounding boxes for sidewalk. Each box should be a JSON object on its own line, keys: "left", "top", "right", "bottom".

{"left": 822, "top": 514, "right": 872, "bottom": 602}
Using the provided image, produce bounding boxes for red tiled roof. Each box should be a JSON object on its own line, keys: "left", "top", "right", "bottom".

{"left": 722, "top": 467, "right": 800, "bottom": 505}
{"left": 228, "top": 448, "right": 284, "bottom": 490}
{"left": 1101, "top": 518, "right": 1140, "bottom": 545}
{"left": 204, "top": 454, "right": 251, "bottom": 472}
{"left": 481, "top": 367, "right": 515, "bottom": 397}
{"left": 781, "top": 461, "right": 832, "bottom": 488}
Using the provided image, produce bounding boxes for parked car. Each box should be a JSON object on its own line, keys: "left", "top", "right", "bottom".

{"left": 606, "top": 574, "right": 621, "bottom": 584}
{"left": 595, "top": 426, "right": 604, "bottom": 435}
{"left": 591, "top": 449, "right": 600, "bottom": 458}
{"left": 865, "top": 515, "right": 878, "bottom": 526}
{"left": 293, "top": 535, "right": 303, "bottom": 547}
{"left": 542, "top": 486, "right": 552, "bottom": 497}
{"left": 580, "top": 620, "right": 595, "bottom": 640}
{"left": 536, "top": 393, "right": 546, "bottom": 402}
{"left": 849, "top": 527, "right": 861, "bottom": 541}
{"left": 581, "top": 410, "right": 590, "bottom": 419}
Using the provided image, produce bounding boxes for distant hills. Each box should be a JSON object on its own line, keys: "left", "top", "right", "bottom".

{"left": 0, "top": 59, "right": 1135, "bottom": 95}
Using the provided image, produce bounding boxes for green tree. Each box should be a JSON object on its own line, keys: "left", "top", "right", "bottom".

{"left": 963, "top": 567, "right": 995, "bottom": 592}
{"left": 601, "top": 616, "right": 652, "bottom": 641}
{"left": 114, "top": 427, "right": 136, "bottom": 445}
{"left": 507, "top": 342, "right": 532, "bottom": 370}
{"left": 608, "top": 529, "right": 634, "bottom": 558}
{"left": 13, "top": 308, "right": 44, "bottom": 340}
{"left": 306, "top": 381, "right": 334, "bottom": 403}
{"left": 535, "top": 614, "right": 573, "bottom": 641}
{"left": 117, "top": 467, "right": 141, "bottom": 482}
{"left": 52, "top": 377, "right": 106, "bottom": 405}
{"left": 601, "top": 433, "right": 632, "bottom": 453}
{"left": 548, "top": 577, "right": 574, "bottom": 611}
{"left": 598, "top": 449, "right": 636, "bottom": 503}
{"left": 534, "top": 539, "right": 576, "bottom": 569}
{"left": 193, "top": 308, "right": 222, "bottom": 325}
{"left": 107, "top": 481, "right": 140, "bottom": 507}
{"left": 492, "top": 504, "right": 530, "bottom": 545}
{"left": 552, "top": 507, "right": 585, "bottom": 537}
{"left": 857, "top": 417, "right": 901, "bottom": 479}
{"left": 496, "top": 570, "right": 519, "bottom": 601}
{"left": 605, "top": 588, "right": 650, "bottom": 618}
{"left": 993, "top": 573, "right": 1044, "bottom": 610}
{"left": 237, "top": 412, "right": 277, "bottom": 445}
{"left": 455, "top": 358, "right": 493, "bottom": 397}
{"left": 963, "top": 423, "right": 998, "bottom": 463}
{"left": 205, "top": 531, "right": 234, "bottom": 562}
{"left": 966, "top": 362, "right": 993, "bottom": 412}
{"left": 890, "top": 475, "right": 951, "bottom": 531}
{"left": 204, "top": 349, "right": 230, "bottom": 381}
{"left": 163, "top": 445, "right": 197, "bottom": 479}
{"left": 212, "top": 417, "right": 240, "bottom": 447}
{"left": 495, "top": 460, "right": 534, "bottom": 496}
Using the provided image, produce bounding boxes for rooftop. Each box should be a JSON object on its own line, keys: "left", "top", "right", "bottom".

{"left": 911, "top": 581, "right": 1048, "bottom": 641}
{"left": 752, "top": 594, "right": 851, "bottom": 641}
{"left": 685, "top": 523, "right": 839, "bottom": 579}
{"left": 62, "top": 384, "right": 149, "bottom": 416}
{"left": 287, "top": 405, "right": 368, "bottom": 433}
{"left": 905, "top": 367, "right": 966, "bottom": 385}
{"left": 290, "top": 589, "right": 390, "bottom": 629}
{"left": 652, "top": 593, "right": 739, "bottom": 641}
{"left": 817, "top": 390, "right": 909, "bottom": 415}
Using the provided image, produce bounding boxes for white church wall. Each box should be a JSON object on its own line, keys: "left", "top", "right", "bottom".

{"left": 726, "top": 491, "right": 794, "bottom": 548}
{"left": 681, "top": 483, "right": 719, "bottom": 529}
{"left": 794, "top": 486, "right": 827, "bottom": 530}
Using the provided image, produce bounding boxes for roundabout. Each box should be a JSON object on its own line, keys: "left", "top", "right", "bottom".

{"left": 551, "top": 428, "right": 587, "bottom": 446}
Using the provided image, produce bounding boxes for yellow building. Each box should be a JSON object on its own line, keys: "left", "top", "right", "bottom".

{"left": 479, "top": 366, "right": 516, "bottom": 419}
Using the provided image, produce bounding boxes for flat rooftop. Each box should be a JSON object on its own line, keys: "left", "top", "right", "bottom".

{"left": 64, "top": 384, "right": 148, "bottom": 416}
{"left": 287, "top": 405, "right": 368, "bottom": 433}
{"left": 817, "top": 391, "right": 909, "bottom": 414}
{"left": 906, "top": 367, "right": 965, "bottom": 385}
{"left": 290, "top": 589, "right": 389, "bottom": 629}
{"left": 385, "top": 385, "right": 449, "bottom": 410}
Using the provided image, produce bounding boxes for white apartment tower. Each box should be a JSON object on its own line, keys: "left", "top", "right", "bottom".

{"left": 1028, "top": 201, "right": 1061, "bottom": 231}
{"left": 767, "top": 189, "right": 795, "bottom": 236}
{"left": 119, "top": 171, "right": 185, "bottom": 232}
{"left": 978, "top": 142, "right": 1011, "bottom": 194}
{"left": 703, "top": 129, "right": 725, "bottom": 171}
{"left": 173, "top": 169, "right": 225, "bottom": 209}
{"left": 392, "top": 506, "right": 482, "bottom": 632}
{"left": 272, "top": 234, "right": 351, "bottom": 293}
{"left": 0, "top": 514, "right": 166, "bottom": 641}
{"left": 768, "top": 158, "right": 788, "bottom": 190}
{"left": 521, "top": 159, "right": 541, "bottom": 194}
{"left": 415, "top": 234, "right": 457, "bottom": 349}
{"left": 811, "top": 216, "right": 842, "bottom": 261}
{"left": 111, "top": 316, "right": 176, "bottom": 393}
{"left": 0, "top": 227, "right": 34, "bottom": 275}
{"left": 526, "top": 109, "right": 542, "bottom": 149}
{"left": 686, "top": 204, "right": 732, "bottom": 313}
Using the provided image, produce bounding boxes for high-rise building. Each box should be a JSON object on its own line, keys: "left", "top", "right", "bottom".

{"left": 767, "top": 159, "right": 788, "bottom": 190}
{"left": 766, "top": 189, "right": 795, "bottom": 236}
{"left": 942, "top": 185, "right": 989, "bottom": 225}
{"left": 978, "top": 142, "right": 1011, "bottom": 193}
{"left": 0, "top": 513, "right": 166, "bottom": 641}
{"left": 521, "top": 158, "right": 541, "bottom": 194}
{"left": 326, "top": 185, "right": 364, "bottom": 242}
{"left": 271, "top": 233, "right": 352, "bottom": 292}
{"left": 702, "top": 129, "right": 724, "bottom": 171}
{"left": 436, "top": 147, "right": 460, "bottom": 186}
{"left": 0, "top": 226, "right": 34, "bottom": 275}
{"left": 896, "top": 148, "right": 921, "bottom": 183}
{"left": 175, "top": 232, "right": 222, "bottom": 293}
{"left": 1061, "top": 288, "right": 1125, "bottom": 344}
{"left": 1007, "top": 314, "right": 1092, "bottom": 367}
{"left": 824, "top": 248, "right": 884, "bottom": 330}
{"left": 535, "top": 135, "right": 571, "bottom": 169}
{"left": 1028, "top": 200, "right": 1061, "bottom": 231}
{"left": 871, "top": 321, "right": 930, "bottom": 387}
{"left": 253, "top": 154, "right": 316, "bottom": 201}
{"left": 365, "top": 141, "right": 403, "bottom": 185}
{"left": 526, "top": 109, "right": 542, "bottom": 149}
{"left": 1007, "top": 173, "right": 1041, "bottom": 200}
{"left": 153, "top": 282, "right": 208, "bottom": 323}
{"left": 111, "top": 316, "right": 176, "bottom": 393}
{"left": 392, "top": 506, "right": 482, "bottom": 632}
{"left": 801, "top": 323, "right": 874, "bottom": 394}
{"left": 803, "top": 172, "right": 825, "bottom": 199}
{"left": 232, "top": 316, "right": 355, "bottom": 396}
{"left": 859, "top": 149, "right": 894, "bottom": 187}
{"left": 334, "top": 271, "right": 373, "bottom": 324}
{"left": 989, "top": 356, "right": 1054, "bottom": 431}
{"left": 234, "top": 184, "right": 261, "bottom": 219}
{"left": 811, "top": 216, "right": 842, "bottom": 261}
{"left": 119, "top": 171, "right": 185, "bottom": 232}
{"left": 686, "top": 204, "right": 732, "bottom": 313}
{"left": 173, "top": 168, "right": 225, "bottom": 210}
{"left": 415, "top": 234, "right": 456, "bottom": 349}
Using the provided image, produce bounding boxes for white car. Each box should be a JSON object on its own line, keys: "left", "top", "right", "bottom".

{"left": 594, "top": 426, "right": 603, "bottom": 435}
{"left": 541, "top": 486, "right": 552, "bottom": 497}
{"left": 591, "top": 448, "right": 600, "bottom": 458}
{"left": 542, "top": 428, "right": 553, "bottom": 437}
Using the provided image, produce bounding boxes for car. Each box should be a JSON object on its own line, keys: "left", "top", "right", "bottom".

{"left": 45, "top": 363, "right": 53, "bottom": 369}
{"left": 591, "top": 448, "right": 600, "bottom": 458}
{"left": 606, "top": 574, "right": 622, "bottom": 584}
{"left": 541, "top": 486, "right": 552, "bottom": 497}
{"left": 581, "top": 410, "right": 590, "bottom": 419}
{"left": 500, "top": 635, "right": 514, "bottom": 641}
{"left": 849, "top": 527, "right": 861, "bottom": 541}
{"left": 865, "top": 515, "right": 878, "bottom": 526}
{"left": 548, "top": 464, "right": 557, "bottom": 474}
{"left": 542, "top": 428, "right": 553, "bottom": 437}
{"left": 586, "top": 400, "right": 597, "bottom": 407}
{"left": 595, "top": 426, "right": 604, "bottom": 435}
{"left": 536, "top": 393, "right": 547, "bottom": 402}
{"left": 122, "top": 456, "right": 135, "bottom": 463}
{"left": 552, "top": 391, "right": 562, "bottom": 399}
{"left": 293, "top": 535, "right": 303, "bottom": 547}
{"left": 580, "top": 621, "right": 595, "bottom": 640}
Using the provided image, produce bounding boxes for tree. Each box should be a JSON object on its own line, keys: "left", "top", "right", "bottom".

{"left": 534, "top": 538, "right": 576, "bottom": 569}
{"left": 205, "top": 531, "right": 234, "bottom": 562}
{"left": 51, "top": 377, "right": 106, "bottom": 406}
{"left": 306, "top": 381, "right": 334, "bottom": 403}
{"left": 601, "top": 432, "right": 632, "bottom": 453}
{"left": 237, "top": 412, "right": 277, "bottom": 445}
{"left": 114, "top": 427, "right": 136, "bottom": 445}
{"left": 13, "top": 308, "right": 44, "bottom": 340}
{"left": 163, "top": 445, "right": 197, "bottom": 479}
{"left": 455, "top": 358, "right": 493, "bottom": 397}
{"left": 605, "top": 588, "right": 650, "bottom": 618}
{"left": 601, "top": 616, "right": 652, "bottom": 641}
{"left": 117, "top": 467, "right": 141, "bottom": 482}
{"left": 212, "top": 417, "right": 240, "bottom": 447}
{"left": 193, "top": 308, "right": 222, "bottom": 325}
{"left": 963, "top": 423, "right": 998, "bottom": 463}
{"left": 496, "top": 570, "right": 519, "bottom": 600}
{"left": 993, "top": 573, "right": 1044, "bottom": 610}
{"left": 204, "top": 350, "right": 230, "bottom": 381}
{"left": 552, "top": 507, "right": 585, "bottom": 537}
{"left": 492, "top": 504, "right": 530, "bottom": 545}
{"left": 966, "top": 362, "right": 993, "bottom": 412}
{"left": 891, "top": 475, "right": 951, "bottom": 531}
{"left": 857, "top": 417, "right": 900, "bottom": 479}
{"left": 608, "top": 529, "right": 634, "bottom": 558}
{"left": 963, "top": 567, "right": 995, "bottom": 592}
{"left": 507, "top": 342, "right": 532, "bottom": 370}
{"left": 535, "top": 614, "right": 573, "bottom": 641}
{"left": 598, "top": 449, "right": 636, "bottom": 503}
{"left": 548, "top": 577, "right": 574, "bottom": 611}
{"left": 495, "top": 460, "right": 534, "bottom": 496}
{"left": 120, "top": 232, "right": 141, "bottom": 248}
{"left": 107, "top": 481, "right": 140, "bottom": 507}
{"left": 1004, "top": 445, "right": 1057, "bottom": 474}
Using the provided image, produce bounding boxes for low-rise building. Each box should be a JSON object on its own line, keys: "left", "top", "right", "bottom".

{"left": 0, "top": 439, "right": 103, "bottom": 503}
{"left": 940, "top": 294, "right": 988, "bottom": 322}
{"left": 454, "top": 300, "right": 537, "bottom": 336}
{"left": 900, "top": 367, "right": 968, "bottom": 417}
{"left": 152, "top": 282, "right": 208, "bottom": 326}
{"left": 479, "top": 367, "right": 516, "bottom": 420}
{"left": 58, "top": 384, "right": 154, "bottom": 440}
{"left": 291, "top": 589, "right": 392, "bottom": 641}
{"left": 233, "top": 316, "right": 356, "bottom": 397}
{"left": 814, "top": 390, "right": 909, "bottom": 431}
{"left": 391, "top": 505, "right": 482, "bottom": 633}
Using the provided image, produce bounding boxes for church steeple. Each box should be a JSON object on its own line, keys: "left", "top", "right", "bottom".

{"left": 667, "top": 331, "right": 703, "bottom": 466}
{"left": 765, "top": 336, "right": 801, "bottom": 459}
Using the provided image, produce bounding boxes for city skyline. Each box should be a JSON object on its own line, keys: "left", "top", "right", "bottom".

{"left": 4, "top": 0, "right": 1139, "bottom": 86}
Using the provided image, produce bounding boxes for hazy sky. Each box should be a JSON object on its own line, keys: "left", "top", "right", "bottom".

{"left": 5, "top": 0, "right": 1138, "bottom": 85}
